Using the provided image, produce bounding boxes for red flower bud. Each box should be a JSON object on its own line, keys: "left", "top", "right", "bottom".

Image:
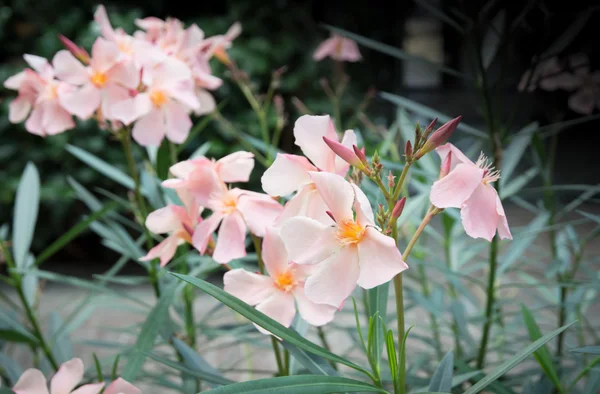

{"left": 405, "top": 140, "right": 413, "bottom": 160}
{"left": 416, "top": 116, "right": 462, "bottom": 159}
{"left": 59, "top": 34, "right": 90, "bottom": 64}
{"left": 353, "top": 145, "right": 368, "bottom": 166}
{"left": 391, "top": 197, "right": 406, "bottom": 219}
{"left": 323, "top": 137, "right": 361, "bottom": 167}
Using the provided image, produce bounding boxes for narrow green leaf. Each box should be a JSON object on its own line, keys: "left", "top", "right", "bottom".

{"left": 498, "top": 213, "right": 551, "bottom": 275}
{"left": 385, "top": 330, "right": 399, "bottom": 393}
{"left": 201, "top": 375, "right": 387, "bottom": 393}
{"left": 464, "top": 321, "right": 576, "bottom": 394}
{"left": 49, "top": 312, "right": 74, "bottom": 364}
{"left": 0, "top": 309, "right": 38, "bottom": 345}
{"left": 281, "top": 341, "right": 339, "bottom": 376}
{"left": 0, "top": 352, "right": 24, "bottom": 383}
{"left": 500, "top": 122, "right": 537, "bottom": 186}
{"left": 66, "top": 144, "right": 135, "bottom": 189}
{"left": 35, "top": 202, "right": 117, "bottom": 266}
{"left": 145, "top": 351, "right": 235, "bottom": 386}
{"left": 428, "top": 351, "right": 454, "bottom": 392}
{"left": 501, "top": 168, "right": 538, "bottom": 199}
{"left": 570, "top": 346, "right": 600, "bottom": 355}
{"left": 172, "top": 273, "right": 372, "bottom": 377}
{"left": 399, "top": 326, "right": 414, "bottom": 384}
{"left": 12, "top": 163, "right": 40, "bottom": 268}
{"left": 367, "top": 282, "right": 389, "bottom": 375}
{"left": 120, "top": 283, "right": 177, "bottom": 381}
{"left": 93, "top": 354, "right": 104, "bottom": 382}
{"left": 155, "top": 140, "right": 171, "bottom": 180}
{"left": 172, "top": 337, "right": 227, "bottom": 381}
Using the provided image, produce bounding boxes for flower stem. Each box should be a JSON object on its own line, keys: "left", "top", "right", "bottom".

{"left": 317, "top": 326, "right": 338, "bottom": 370}
{"left": 476, "top": 234, "right": 498, "bottom": 369}
{"left": 444, "top": 234, "right": 463, "bottom": 359}
{"left": 417, "top": 262, "right": 443, "bottom": 360}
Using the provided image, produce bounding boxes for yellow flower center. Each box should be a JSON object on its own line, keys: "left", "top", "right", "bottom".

{"left": 221, "top": 196, "right": 237, "bottom": 214}
{"left": 44, "top": 83, "right": 58, "bottom": 100}
{"left": 176, "top": 229, "right": 193, "bottom": 244}
{"left": 90, "top": 72, "right": 108, "bottom": 88}
{"left": 275, "top": 271, "right": 295, "bottom": 292}
{"left": 336, "top": 220, "right": 365, "bottom": 245}
{"left": 214, "top": 47, "right": 231, "bottom": 65}
{"left": 150, "top": 90, "right": 168, "bottom": 108}
{"left": 118, "top": 40, "right": 133, "bottom": 55}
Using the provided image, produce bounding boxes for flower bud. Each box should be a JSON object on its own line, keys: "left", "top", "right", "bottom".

{"left": 439, "top": 151, "right": 452, "bottom": 178}
{"left": 391, "top": 197, "right": 406, "bottom": 219}
{"left": 323, "top": 137, "right": 361, "bottom": 167}
{"left": 326, "top": 210, "right": 337, "bottom": 223}
{"left": 405, "top": 140, "right": 413, "bottom": 161}
{"left": 59, "top": 34, "right": 90, "bottom": 64}
{"left": 353, "top": 145, "right": 368, "bottom": 167}
{"left": 417, "top": 116, "right": 462, "bottom": 159}
{"left": 424, "top": 117, "right": 438, "bottom": 138}
{"left": 387, "top": 170, "right": 395, "bottom": 189}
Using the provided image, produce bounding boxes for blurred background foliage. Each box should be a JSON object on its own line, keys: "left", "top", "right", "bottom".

{"left": 0, "top": 0, "right": 598, "bottom": 268}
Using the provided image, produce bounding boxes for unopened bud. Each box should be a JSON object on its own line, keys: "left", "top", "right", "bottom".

{"left": 274, "top": 95, "right": 284, "bottom": 116}
{"left": 440, "top": 151, "right": 452, "bottom": 178}
{"left": 387, "top": 170, "right": 395, "bottom": 189}
{"left": 391, "top": 197, "right": 406, "bottom": 219}
{"left": 323, "top": 137, "right": 361, "bottom": 167}
{"left": 405, "top": 140, "right": 413, "bottom": 160}
{"left": 291, "top": 97, "right": 311, "bottom": 115}
{"left": 415, "top": 122, "right": 422, "bottom": 144}
{"left": 424, "top": 118, "right": 438, "bottom": 137}
{"left": 353, "top": 145, "right": 368, "bottom": 167}
{"left": 417, "top": 116, "right": 462, "bottom": 159}
{"left": 326, "top": 210, "right": 337, "bottom": 223}
{"left": 59, "top": 35, "right": 90, "bottom": 64}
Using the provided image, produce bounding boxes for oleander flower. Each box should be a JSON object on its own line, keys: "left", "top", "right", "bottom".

{"left": 224, "top": 228, "right": 336, "bottom": 333}
{"left": 262, "top": 115, "right": 356, "bottom": 225}
{"left": 429, "top": 143, "right": 512, "bottom": 241}
{"left": 4, "top": 55, "right": 76, "bottom": 136}
{"left": 104, "top": 378, "right": 141, "bottom": 394}
{"left": 313, "top": 33, "right": 361, "bottom": 62}
{"left": 140, "top": 189, "right": 201, "bottom": 267}
{"left": 202, "top": 22, "right": 242, "bottom": 65}
{"left": 280, "top": 172, "right": 408, "bottom": 307}
{"left": 13, "top": 358, "right": 104, "bottom": 394}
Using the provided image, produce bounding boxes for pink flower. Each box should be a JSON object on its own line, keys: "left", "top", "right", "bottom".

{"left": 430, "top": 143, "right": 512, "bottom": 242}
{"left": 202, "top": 22, "right": 242, "bottom": 64}
{"left": 104, "top": 378, "right": 141, "bottom": 394}
{"left": 558, "top": 55, "right": 600, "bottom": 115}
{"left": 224, "top": 228, "right": 336, "bottom": 333}
{"left": 13, "top": 358, "right": 104, "bottom": 394}
{"left": 112, "top": 60, "right": 200, "bottom": 146}
{"left": 280, "top": 172, "right": 408, "bottom": 307}
{"left": 53, "top": 37, "right": 139, "bottom": 120}
{"left": 261, "top": 115, "right": 356, "bottom": 225}
{"left": 519, "top": 57, "right": 567, "bottom": 92}
{"left": 140, "top": 189, "right": 201, "bottom": 267}
{"left": 313, "top": 34, "right": 361, "bottom": 62}
{"left": 94, "top": 5, "right": 137, "bottom": 61}
{"left": 4, "top": 55, "right": 75, "bottom": 136}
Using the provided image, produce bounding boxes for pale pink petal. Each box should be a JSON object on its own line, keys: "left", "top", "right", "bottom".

{"left": 90, "top": 37, "right": 120, "bottom": 73}
{"left": 313, "top": 37, "right": 338, "bottom": 61}
{"left": 217, "top": 151, "right": 255, "bottom": 183}
{"left": 334, "top": 129, "right": 358, "bottom": 175}
{"left": 275, "top": 184, "right": 333, "bottom": 226}
{"left": 280, "top": 216, "right": 340, "bottom": 265}
{"left": 338, "top": 38, "right": 361, "bottom": 62}
{"left": 23, "top": 54, "right": 52, "bottom": 77}
{"left": 224, "top": 269, "right": 275, "bottom": 305}
{"left": 139, "top": 234, "right": 180, "bottom": 267}
{"left": 495, "top": 193, "right": 512, "bottom": 240}
{"left": 352, "top": 184, "right": 375, "bottom": 226}
{"left": 237, "top": 192, "right": 284, "bottom": 237}
{"left": 261, "top": 227, "right": 290, "bottom": 278}
{"left": 103, "top": 378, "right": 141, "bottom": 394}
{"left": 169, "top": 159, "right": 202, "bottom": 179}
{"left": 309, "top": 172, "right": 354, "bottom": 222}
{"left": 460, "top": 184, "right": 500, "bottom": 241}
{"left": 194, "top": 88, "right": 216, "bottom": 115}
{"left": 357, "top": 227, "right": 408, "bottom": 288}
{"left": 94, "top": 5, "right": 116, "bottom": 41}
{"left": 192, "top": 213, "right": 223, "bottom": 253}
{"left": 226, "top": 22, "right": 242, "bottom": 41}
{"left": 568, "top": 88, "right": 595, "bottom": 115}
{"left": 25, "top": 106, "right": 45, "bottom": 136}
{"left": 176, "top": 188, "right": 200, "bottom": 221}
{"left": 145, "top": 205, "right": 182, "bottom": 234}
{"left": 255, "top": 291, "right": 296, "bottom": 333}
{"left": 435, "top": 143, "right": 474, "bottom": 170}
{"left": 52, "top": 51, "right": 88, "bottom": 85}
{"left": 59, "top": 83, "right": 101, "bottom": 119}
{"left": 110, "top": 91, "right": 152, "bottom": 125}
{"left": 293, "top": 115, "right": 338, "bottom": 171}
{"left": 107, "top": 61, "right": 140, "bottom": 89}
{"left": 50, "top": 358, "right": 84, "bottom": 394}
{"left": 164, "top": 80, "right": 200, "bottom": 111}
{"left": 165, "top": 101, "right": 192, "bottom": 144}
{"left": 42, "top": 101, "right": 75, "bottom": 135}
{"left": 213, "top": 211, "right": 247, "bottom": 263}
{"left": 262, "top": 154, "right": 316, "bottom": 196}
{"left": 4, "top": 70, "right": 26, "bottom": 90}
{"left": 304, "top": 246, "right": 360, "bottom": 307}
{"left": 9, "top": 95, "right": 32, "bottom": 123}
{"left": 132, "top": 108, "right": 167, "bottom": 146}
{"left": 293, "top": 286, "right": 336, "bottom": 326}
{"left": 71, "top": 383, "right": 105, "bottom": 394}
{"left": 182, "top": 164, "right": 225, "bottom": 206}
{"left": 13, "top": 369, "right": 49, "bottom": 394}
{"left": 430, "top": 163, "right": 484, "bottom": 208}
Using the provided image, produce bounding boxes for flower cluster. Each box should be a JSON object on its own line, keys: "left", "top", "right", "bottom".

{"left": 519, "top": 54, "right": 600, "bottom": 115}
{"left": 12, "top": 358, "right": 139, "bottom": 394}
{"left": 4, "top": 5, "right": 239, "bottom": 145}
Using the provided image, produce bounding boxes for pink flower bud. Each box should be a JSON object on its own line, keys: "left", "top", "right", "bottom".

{"left": 326, "top": 210, "right": 337, "bottom": 223}
{"left": 323, "top": 137, "right": 361, "bottom": 167}
{"left": 387, "top": 170, "right": 395, "bottom": 189}
{"left": 418, "top": 116, "right": 462, "bottom": 158}
{"left": 352, "top": 145, "right": 368, "bottom": 166}
{"left": 391, "top": 197, "right": 406, "bottom": 219}
{"left": 405, "top": 140, "right": 413, "bottom": 160}
{"left": 440, "top": 151, "right": 452, "bottom": 178}
{"left": 59, "top": 35, "right": 90, "bottom": 64}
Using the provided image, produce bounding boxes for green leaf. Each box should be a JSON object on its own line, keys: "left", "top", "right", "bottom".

{"left": 66, "top": 144, "right": 135, "bottom": 189}
{"left": 0, "top": 352, "right": 24, "bottom": 383}
{"left": 12, "top": 163, "right": 40, "bottom": 268}
{"left": 155, "top": 140, "right": 171, "bottom": 180}
{"left": 500, "top": 122, "right": 537, "bottom": 186}
{"left": 463, "top": 321, "right": 576, "bottom": 394}
{"left": 145, "top": 351, "right": 235, "bottom": 386}
{"left": 120, "top": 283, "right": 177, "bottom": 381}
{"left": 172, "top": 273, "right": 373, "bottom": 378}
{"left": 381, "top": 92, "right": 487, "bottom": 138}
{"left": 385, "top": 330, "right": 399, "bottom": 393}
{"left": 281, "top": 341, "right": 339, "bottom": 376}
{"left": 172, "top": 337, "right": 228, "bottom": 382}
{"left": 0, "top": 310, "right": 38, "bottom": 345}
{"left": 49, "top": 312, "right": 74, "bottom": 364}
{"left": 367, "top": 283, "right": 388, "bottom": 376}
{"left": 570, "top": 346, "right": 600, "bottom": 355}
{"left": 428, "top": 351, "right": 454, "bottom": 393}
{"left": 498, "top": 213, "right": 551, "bottom": 275}
{"left": 501, "top": 168, "right": 538, "bottom": 199}
{"left": 201, "top": 375, "right": 388, "bottom": 393}
{"left": 35, "top": 202, "right": 117, "bottom": 266}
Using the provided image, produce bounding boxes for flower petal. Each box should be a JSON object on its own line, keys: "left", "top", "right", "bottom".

{"left": 94, "top": 5, "right": 117, "bottom": 41}
{"left": 42, "top": 101, "right": 75, "bottom": 136}
{"left": 224, "top": 269, "right": 275, "bottom": 306}
{"left": 496, "top": 192, "right": 512, "bottom": 240}
{"left": 217, "top": 151, "right": 255, "bottom": 183}
{"left": 304, "top": 245, "right": 359, "bottom": 307}
{"left": 357, "top": 227, "right": 408, "bottom": 289}
{"left": 145, "top": 205, "right": 182, "bottom": 234}
{"left": 71, "top": 383, "right": 105, "bottom": 394}
{"left": 13, "top": 369, "right": 49, "bottom": 394}
{"left": 25, "top": 106, "right": 45, "bottom": 136}
{"left": 194, "top": 88, "right": 216, "bottom": 115}
{"left": 107, "top": 61, "right": 140, "bottom": 90}
{"left": 313, "top": 37, "right": 337, "bottom": 61}
{"left": 59, "top": 83, "right": 101, "bottom": 120}
{"left": 293, "top": 115, "right": 337, "bottom": 171}
{"left": 139, "top": 234, "right": 180, "bottom": 267}
{"left": 110, "top": 92, "right": 152, "bottom": 125}
{"left": 435, "top": 143, "right": 475, "bottom": 171}
{"left": 132, "top": 108, "right": 167, "bottom": 146}
{"left": 261, "top": 227, "right": 290, "bottom": 278}
{"left": 9, "top": 95, "right": 32, "bottom": 123}
{"left": 293, "top": 286, "right": 337, "bottom": 326}
{"left": 430, "top": 163, "right": 484, "bottom": 208}
{"left": 90, "top": 37, "right": 120, "bottom": 73}
{"left": 237, "top": 192, "right": 283, "bottom": 237}
{"left": 334, "top": 129, "right": 358, "bottom": 175}
{"left": 338, "top": 38, "right": 361, "bottom": 62}
{"left": 165, "top": 101, "right": 192, "bottom": 144}
{"left": 4, "top": 70, "right": 26, "bottom": 90}
{"left": 568, "top": 88, "right": 595, "bottom": 115}
{"left": 192, "top": 213, "right": 223, "bottom": 254}
{"left": 275, "top": 184, "right": 333, "bottom": 226}
{"left": 352, "top": 184, "right": 375, "bottom": 226}
{"left": 309, "top": 172, "right": 354, "bottom": 223}
{"left": 261, "top": 154, "right": 315, "bottom": 197}
{"left": 52, "top": 51, "right": 89, "bottom": 85}
{"left": 50, "top": 358, "right": 84, "bottom": 394}
{"left": 460, "top": 184, "right": 500, "bottom": 241}
{"left": 280, "top": 216, "right": 340, "bottom": 265}
{"left": 255, "top": 291, "right": 296, "bottom": 334}
{"left": 103, "top": 378, "right": 141, "bottom": 394}
{"left": 213, "top": 211, "right": 247, "bottom": 264}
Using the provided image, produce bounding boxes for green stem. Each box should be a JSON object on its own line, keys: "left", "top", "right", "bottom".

{"left": 317, "top": 326, "right": 338, "bottom": 370}
{"left": 417, "top": 263, "right": 443, "bottom": 360}
{"left": 567, "top": 356, "right": 600, "bottom": 392}
{"left": 444, "top": 235, "right": 462, "bottom": 359}
{"left": 476, "top": 235, "right": 498, "bottom": 369}
{"left": 169, "top": 141, "right": 178, "bottom": 166}
{"left": 184, "top": 284, "right": 196, "bottom": 347}
{"left": 270, "top": 336, "right": 285, "bottom": 376}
